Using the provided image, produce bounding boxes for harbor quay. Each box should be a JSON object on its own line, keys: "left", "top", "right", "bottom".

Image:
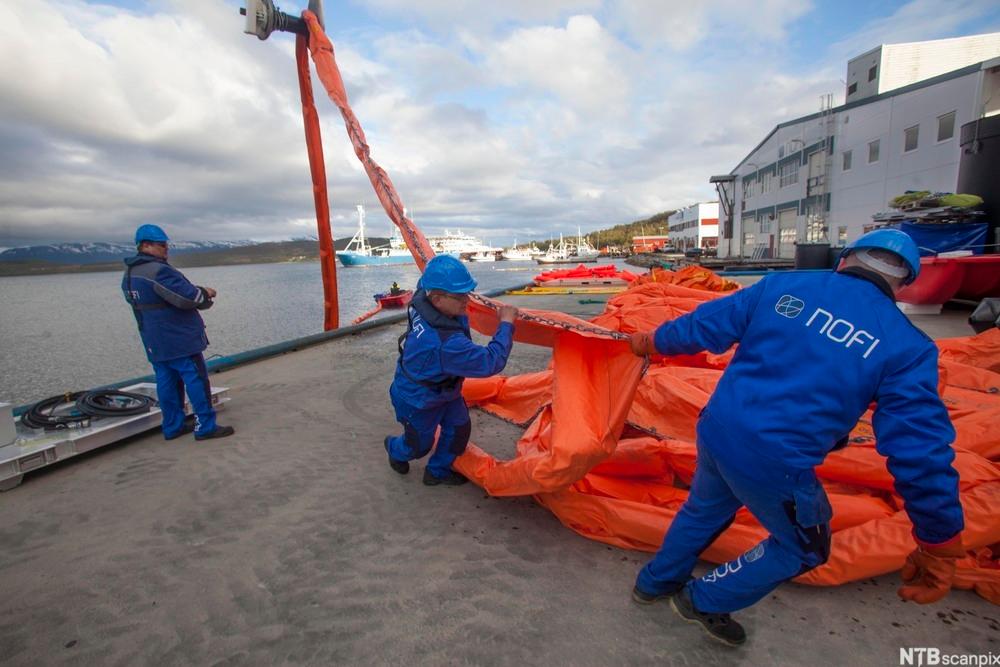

{"left": 0, "top": 290, "right": 994, "bottom": 666}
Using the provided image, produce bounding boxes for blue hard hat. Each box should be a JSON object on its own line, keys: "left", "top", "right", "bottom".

{"left": 134, "top": 224, "right": 169, "bottom": 245}
{"left": 419, "top": 255, "right": 477, "bottom": 293}
{"left": 839, "top": 228, "right": 921, "bottom": 284}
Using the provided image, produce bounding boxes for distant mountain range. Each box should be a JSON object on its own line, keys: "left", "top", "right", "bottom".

{"left": 0, "top": 238, "right": 389, "bottom": 277}
{"left": 0, "top": 240, "right": 259, "bottom": 265}
{"left": 0, "top": 209, "right": 676, "bottom": 277}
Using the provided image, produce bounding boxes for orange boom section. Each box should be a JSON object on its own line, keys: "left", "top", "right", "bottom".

{"left": 459, "top": 277, "right": 1000, "bottom": 604}
{"left": 297, "top": 16, "right": 999, "bottom": 602}
{"left": 300, "top": 11, "right": 436, "bottom": 271}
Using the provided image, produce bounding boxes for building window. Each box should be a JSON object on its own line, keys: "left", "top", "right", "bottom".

{"left": 868, "top": 139, "right": 880, "bottom": 163}
{"left": 937, "top": 111, "right": 956, "bottom": 142}
{"left": 868, "top": 65, "right": 877, "bottom": 82}
{"left": 743, "top": 178, "right": 754, "bottom": 200}
{"left": 760, "top": 171, "right": 773, "bottom": 195}
{"left": 805, "top": 215, "right": 828, "bottom": 242}
{"left": 848, "top": 82, "right": 858, "bottom": 96}
{"left": 842, "top": 150, "right": 852, "bottom": 171}
{"left": 837, "top": 226, "right": 848, "bottom": 245}
{"left": 743, "top": 232, "right": 755, "bottom": 249}
{"left": 779, "top": 161, "right": 799, "bottom": 188}
{"left": 904, "top": 125, "right": 919, "bottom": 153}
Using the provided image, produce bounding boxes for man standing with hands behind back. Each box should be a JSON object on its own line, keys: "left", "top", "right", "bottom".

{"left": 122, "top": 224, "right": 235, "bottom": 442}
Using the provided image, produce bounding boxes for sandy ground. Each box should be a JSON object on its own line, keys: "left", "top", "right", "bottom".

{"left": 0, "top": 292, "right": 996, "bottom": 666}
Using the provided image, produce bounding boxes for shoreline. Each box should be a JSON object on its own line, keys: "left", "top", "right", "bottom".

{"left": 0, "top": 256, "right": 322, "bottom": 278}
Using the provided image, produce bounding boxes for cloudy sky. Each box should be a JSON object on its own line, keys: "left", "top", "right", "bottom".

{"left": 1, "top": 0, "right": 998, "bottom": 247}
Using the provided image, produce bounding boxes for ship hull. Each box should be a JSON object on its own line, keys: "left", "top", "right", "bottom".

{"left": 536, "top": 255, "right": 600, "bottom": 264}
{"left": 337, "top": 252, "right": 414, "bottom": 267}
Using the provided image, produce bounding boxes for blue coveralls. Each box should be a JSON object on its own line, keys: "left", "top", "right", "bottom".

{"left": 122, "top": 253, "right": 218, "bottom": 438}
{"left": 635, "top": 268, "right": 964, "bottom": 613}
{"left": 387, "top": 290, "right": 515, "bottom": 479}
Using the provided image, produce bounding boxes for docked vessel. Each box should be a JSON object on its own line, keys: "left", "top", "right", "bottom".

{"left": 336, "top": 205, "right": 414, "bottom": 267}
{"left": 374, "top": 289, "right": 413, "bottom": 308}
{"left": 536, "top": 229, "right": 600, "bottom": 264}
{"left": 895, "top": 252, "right": 1000, "bottom": 313}
{"left": 501, "top": 242, "right": 543, "bottom": 261}
{"left": 468, "top": 249, "right": 499, "bottom": 262}
{"left": 425, "top": 229, "right": 489, "bottom": 258}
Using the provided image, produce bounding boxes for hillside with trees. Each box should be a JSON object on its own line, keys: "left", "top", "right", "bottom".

{"left": 581, "top": 211, "right": 674, "bottom": 249}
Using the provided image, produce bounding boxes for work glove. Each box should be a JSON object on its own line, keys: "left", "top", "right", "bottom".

{"left": 897, "top": 537, "right": 965, "bottom": 604}
{"left": 629, "top": 331, "right": 657, "bottom": 357}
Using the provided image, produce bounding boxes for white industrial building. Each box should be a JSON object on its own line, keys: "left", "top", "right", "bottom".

{"left": 846, "top": 33, "right": 1000, "bottom": 104}
{"left": 668, "top": 202, "right": 719, "bottom": 251}
{"left": 712, "top": 33, "right": 1000, "bottom": 260}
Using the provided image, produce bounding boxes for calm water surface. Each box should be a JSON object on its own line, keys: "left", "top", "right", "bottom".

{"left": 0, "top": 259, "right": 607, "bottom": 405}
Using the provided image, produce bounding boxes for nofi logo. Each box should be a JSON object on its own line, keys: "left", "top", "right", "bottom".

{"left": 775, "top": 294, "right": 805, "bottom": 318}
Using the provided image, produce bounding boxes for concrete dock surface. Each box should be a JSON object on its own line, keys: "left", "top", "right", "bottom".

{"left": 1, "top": 290, "right": 996, "bottom": 666}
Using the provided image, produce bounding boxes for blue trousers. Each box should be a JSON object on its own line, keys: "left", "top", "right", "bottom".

{"left": 636, "top": 436, "right": 832, "bottom": 613}
{"left": 387, "top": 392, "right": 471, "bottom": 479}
{"left": 153, "top": 354, "right": 217, "bottom": 438}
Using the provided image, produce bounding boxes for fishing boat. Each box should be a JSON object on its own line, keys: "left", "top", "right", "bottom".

{"left": 536, "top": 229, "right": 600, "bottom": 265}
{"left": 501, "top": 241, "right": 543, "bottom": 261}
{"left": 468, "top": 249, "right": 499, "bottom": 262}
{"left": 336, "top": 205, "right": 414, "bottom": 267}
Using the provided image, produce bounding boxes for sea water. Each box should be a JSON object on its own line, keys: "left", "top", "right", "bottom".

{"left": 0, "top": 259, "right": 624, "bottom": 405}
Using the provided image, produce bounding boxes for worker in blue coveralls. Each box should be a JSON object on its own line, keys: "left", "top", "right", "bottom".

{"left": 122, "top": 224, "right": 235, "bottom": 441}
{"left": 628, "top": 229, "right": 964, "bottom": 646}
{"left": 385, "top": 254, "right": 518, "bottom": 486}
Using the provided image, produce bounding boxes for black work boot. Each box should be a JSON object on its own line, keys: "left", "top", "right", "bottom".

{"left": 384, "top": 437, "right": 409, "bottom": 475}
{"left": 422, "top": 468, "right": 468, "bottom": 486}
{"left": 670, "top": 586, "right": 747, "bottom": 646}
{"left": 632, "top": 581, "right": 684, "bottom": 605}
{"left": 195, "top": 425, "right": 235, "bottom": 441}
{"left": 164, "top": 415, "right": 197, "bottom": 440}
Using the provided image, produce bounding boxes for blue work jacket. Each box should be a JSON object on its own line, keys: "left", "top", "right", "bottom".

{"left": 652, "top": 268, "right": 963, "bottom": 545}
{"left": 391, "top": 290, "right": 514, "bottom": 409}
{"left": 122, "top": 253, "right": 211, "bottom": 363}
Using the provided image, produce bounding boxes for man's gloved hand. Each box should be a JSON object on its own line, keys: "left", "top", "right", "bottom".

{"left": 629, "top": 331, "right": 657, "bottom": 357}
{"left": 897, "top": 538, "right": 965, "bottom": 604}
{"left": 498, "top": 304, "right": 519, "bottom": 323}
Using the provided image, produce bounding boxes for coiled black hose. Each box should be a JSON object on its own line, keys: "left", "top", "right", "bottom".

{"left": 20, "top": 390, "right": 154, "bottom": 430}
{"left": 20, "top": 392, "right": 89, "bottom": 430}
{"left": 76, "top": 390, "right": 154, "bottom": 418}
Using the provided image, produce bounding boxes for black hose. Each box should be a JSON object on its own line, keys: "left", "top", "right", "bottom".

{"left": 20, "top": 390, "right": 155, "bottom": 430}
{"left": 20, "top": 392, "right": 89, "bottom": 430}
{"left": 76, "top": 390, "right": 154, "bottom": 418}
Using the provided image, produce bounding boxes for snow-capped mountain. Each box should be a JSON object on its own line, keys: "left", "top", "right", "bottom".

{"left": 0, "top": 240, "right": 259, "bottom": 264}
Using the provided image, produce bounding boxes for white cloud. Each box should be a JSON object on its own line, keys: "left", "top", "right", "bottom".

{"left": 357, "top": 0, "right": 601, "bottom": 31}
{"left": 0, "top": 0, "right": 997, "bottom": 247}
{"left": 484, "top": 15, "right": 632, "bottom": 115}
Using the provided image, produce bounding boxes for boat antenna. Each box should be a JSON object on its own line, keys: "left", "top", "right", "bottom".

{"left": 356, "top": 204, "right": 366, "bottom": 250}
